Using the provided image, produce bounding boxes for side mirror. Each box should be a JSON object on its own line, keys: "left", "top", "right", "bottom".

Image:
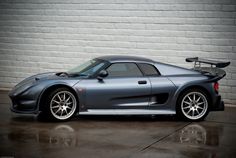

{"left": 97, "top": 70, "right": 108, "bottom": 81}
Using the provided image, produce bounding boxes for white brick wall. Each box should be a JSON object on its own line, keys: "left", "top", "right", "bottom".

{"left": 0, "top": 0, "right": 235, "bottom": 104}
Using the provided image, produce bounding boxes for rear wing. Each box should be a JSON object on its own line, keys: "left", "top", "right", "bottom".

{"left": 186, "top": 57, "right": 230, "bottom": 68}
{"left": 186, "top": 57, "right": 230, "bottom": 80}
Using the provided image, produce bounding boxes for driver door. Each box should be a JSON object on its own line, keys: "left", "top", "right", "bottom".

{"left": 79, "top": 62, "right": 151, "bottom": 109}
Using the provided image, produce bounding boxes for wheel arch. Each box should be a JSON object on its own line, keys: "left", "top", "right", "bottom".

{"left": 175, "top": 85, "right": 212, "bottom": 109}
{"left": 38, "top": 84, "right": 78, "bottom": 111}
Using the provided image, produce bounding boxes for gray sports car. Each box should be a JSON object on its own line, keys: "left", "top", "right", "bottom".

{"left": 9, "top": 55, "right": 230, "bottom": 121}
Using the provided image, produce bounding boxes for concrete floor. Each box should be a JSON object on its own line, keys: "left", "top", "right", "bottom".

{"left": 0, "top": 90, "right": 236, "bottom": 158}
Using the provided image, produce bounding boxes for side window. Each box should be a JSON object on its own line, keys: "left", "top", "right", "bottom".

{"left": 106, "top": 63, "right": 143, "bottom": 77}
{"left": 138, "top": 63, "right": 160, "bottom": 76}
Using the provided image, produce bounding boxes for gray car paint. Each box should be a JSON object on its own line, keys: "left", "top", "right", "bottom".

{"left": 9, "top": 55, "right": 223, "bottom": 115}
{"left": 76, "top": 77, "right": 151, "bottom": 109}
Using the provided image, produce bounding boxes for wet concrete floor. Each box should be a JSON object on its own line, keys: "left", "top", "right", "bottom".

{"left": 0, "top": 90, "right": 236, "bottom": 158}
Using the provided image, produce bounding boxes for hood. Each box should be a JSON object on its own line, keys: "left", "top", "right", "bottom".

{"left": 10, "top": 72, "right": 82, "bottom": 96}
{"left": 11, "top": 72, "right": 56, "bottom": 93}
{"left": 33, "top": 72, "right": 57, "bottom": 80}
{"left": 16, "top": 71, "right": 82, "bottom": 85}
{"left": 14, "top": 72, "right": 55, "bottom": 89}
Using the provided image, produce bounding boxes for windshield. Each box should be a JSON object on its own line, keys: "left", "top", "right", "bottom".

{"left": 67, "top": 59, "right": 106, "bottom": 77}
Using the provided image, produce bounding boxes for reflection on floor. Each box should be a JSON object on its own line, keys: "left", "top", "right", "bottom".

{"left": 0, "top": 90, "right": 236, "bottom": 158}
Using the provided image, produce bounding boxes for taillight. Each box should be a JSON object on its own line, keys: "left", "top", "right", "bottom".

{"left": 214, "top": 82, "right": 219, "bottom": 93}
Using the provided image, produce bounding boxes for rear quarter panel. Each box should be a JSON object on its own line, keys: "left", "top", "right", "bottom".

{"left": 154, "top": 62, "right": 215, "bottom": 110}
{"left": 167, "top": 75, "right": 215, "bottom": 110}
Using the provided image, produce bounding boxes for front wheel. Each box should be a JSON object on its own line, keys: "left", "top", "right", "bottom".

{"left": 177, "top": 89, "right": 209, "bottom": 121}
{"left": 44, "top": 88, "right": 78, "bottom": 121}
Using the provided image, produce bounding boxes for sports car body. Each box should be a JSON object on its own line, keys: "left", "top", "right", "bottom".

{"left": 9, "top": 55, "right": 230, "bottom": 121}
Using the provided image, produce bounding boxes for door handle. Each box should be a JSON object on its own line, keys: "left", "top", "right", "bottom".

{"left": 138, "top": 80, "right": 147, "bottom": 84}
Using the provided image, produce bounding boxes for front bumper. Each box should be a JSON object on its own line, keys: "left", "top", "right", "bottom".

{"left": 9, "top": 90, "right": 39, "bottom": 114}
{"left": 211, "top": 95, "right": 224, "bottom": 111}
{"left": 9, "top": 97, "right": 38, "bottom": 114}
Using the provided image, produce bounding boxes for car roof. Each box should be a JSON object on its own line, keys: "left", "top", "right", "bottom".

{"left": 96, "top": 55, "right": 154, "bottom": 63}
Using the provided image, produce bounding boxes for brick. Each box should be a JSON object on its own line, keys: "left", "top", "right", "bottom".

{"left": 222, "top": 5, "right": 236, "bottom": 11}
{"left": 204, "top": 4, "right": 222, "bottom": 11}
{"left": 220, "top": 86, "right": 232, "bottom": 93}
{"left": 232, "top": 74, "right": 236, "bottom": 80}
{"left": 0, "top": 0, "right": 235, "bottom": 104}
{"left": 232, "top": 87, "right": 236, "bottom": 93}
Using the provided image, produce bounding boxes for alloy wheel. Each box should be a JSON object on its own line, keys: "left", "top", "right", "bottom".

{"left": 181, "top": 91, "right": 208, "bottom": 120}
{"left": 50, "top": 91, "right": 77, "bottom": 120}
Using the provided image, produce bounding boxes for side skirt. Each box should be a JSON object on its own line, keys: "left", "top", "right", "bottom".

{"left": 79, "top": 109, "right": 176, "bottom": 115}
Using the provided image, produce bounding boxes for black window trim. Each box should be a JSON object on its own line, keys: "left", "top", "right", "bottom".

{"left": 104, "top": 62, "right": 145, "bottom": 78}
{"left": 90, "top": 59, "right": 110, "bottom": 78}
{"left": 136, "top": 63, "right": 161, "bottom": 77}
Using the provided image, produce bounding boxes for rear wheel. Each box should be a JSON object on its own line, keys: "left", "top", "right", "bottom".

{"left": 177, "top": 89, "right": 209, "bottom": 121}
{"left": 43, "top": 88, "right": 77, "bottom": 121}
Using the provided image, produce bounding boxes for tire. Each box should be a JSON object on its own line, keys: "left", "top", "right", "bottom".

{"left": 43, "top": 88, "right": 78, "bottom": 121}
{"left": 176, "top": 89, "right": 209, "bottom": 121}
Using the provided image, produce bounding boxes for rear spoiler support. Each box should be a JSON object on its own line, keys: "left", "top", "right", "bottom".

{"left": 186, "top": 57, "right": 230, "bottom": 81}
